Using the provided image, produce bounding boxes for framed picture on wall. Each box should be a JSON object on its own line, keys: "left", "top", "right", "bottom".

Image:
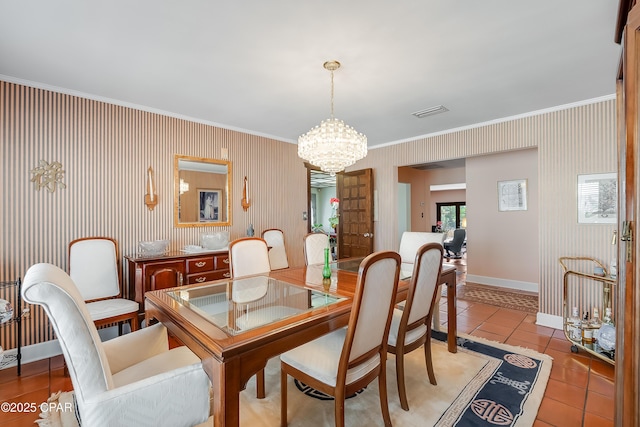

{"left": 198, "top": 189, "right": 221, "bottom": 222}
{"left": 577, "top": 173, "right": 617, "bottom": 224}
{"left": 498, "top": 179, "right": 527, "bottom": 211}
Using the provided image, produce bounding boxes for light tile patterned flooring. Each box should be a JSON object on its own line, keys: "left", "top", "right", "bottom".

{"left": 0, "top": 259, "right": 614, "bottom": 426}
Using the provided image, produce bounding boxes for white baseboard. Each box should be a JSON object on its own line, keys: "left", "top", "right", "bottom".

{"left": 536, "top": 312, "right": 563, "bottom": 330}
{"left": 465, "top": 274, "right": 538, "bottom": 293}
{"left": 0, "top": 325, "right": 122, "bottom": 370}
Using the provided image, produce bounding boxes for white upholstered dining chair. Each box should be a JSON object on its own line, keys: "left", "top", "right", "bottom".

{"left": 388, "top": 242, "right": 444, "bottom": 411}
{"left": 68, "top": 237, "right": 139, "bottom": 334}
{"left": 262, "top": 228, "right": 289, "bottom": 270}
{"left": 228, "top": 237, "right": 272, "bottom": 398}
{"left": 398, "top": 231, "right": 446, "bottom": 330}
{"left": 22, "top": 263, "right": 211, "bottom": 427}
{"left": 229, "top": 237, "right": 271, "bottom": 278}
{"left": 280, "top": 251, "right": 401, "bottom": 427}
{"left": 303, "top": 232, "right": 330, "bottom": 265}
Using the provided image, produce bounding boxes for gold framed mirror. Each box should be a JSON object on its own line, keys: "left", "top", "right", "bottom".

{"left": 174, "top": 155, "right": 232, "bottom": 227}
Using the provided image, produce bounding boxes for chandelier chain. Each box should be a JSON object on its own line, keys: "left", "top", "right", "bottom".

{"left": 330, "top": 69, "right": 335, "bottom": 119}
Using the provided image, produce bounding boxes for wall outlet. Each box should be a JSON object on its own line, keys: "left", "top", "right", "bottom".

{"left": 302, "top": 211, "right": 308, "bottom": 221}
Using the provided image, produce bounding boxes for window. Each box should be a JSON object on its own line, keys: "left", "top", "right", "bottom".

{"left": 436, "top": 202, "right": 466, "bottom": 230}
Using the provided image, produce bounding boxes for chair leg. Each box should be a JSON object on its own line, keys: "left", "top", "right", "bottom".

{"left": 256, "top": 369, "right": 266, "bottom": 399}
{"left": 378, "top": 365, "right": 393, "bottom": 427}
{"left": 280, "top": 367, "right": 288, "bottom": 427}
{"left": 395, "top": 350, "right": 409, "bottom": 411}
{"left": 334, "top": 387, "right": 346, "bottom": 427}
{"left": 424, "top": 328, "right": 437, "bottom": 386}
{"left": 130, "top": 314, "right": 140, "bottom": 332}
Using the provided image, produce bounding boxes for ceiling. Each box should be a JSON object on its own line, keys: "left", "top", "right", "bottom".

{"left": 0, "top": 1, "right": 621, "bottom": 148}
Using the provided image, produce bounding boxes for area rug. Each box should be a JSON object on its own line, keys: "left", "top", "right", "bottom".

{"left": 456, "top": 283, "right": 539, "bottom": 314}
{"left": 38, "top": 333, "right": 551, "bottom": 427}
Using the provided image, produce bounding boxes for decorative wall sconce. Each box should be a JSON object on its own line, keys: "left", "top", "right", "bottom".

{"left": 179, "top": 178, "right": 189, "bottom": 195}
{"left": 145, "top": 166, "right": 158, "bottom": 211}
{"left": 241, "top": 176, "right": 251, "bottom": 212}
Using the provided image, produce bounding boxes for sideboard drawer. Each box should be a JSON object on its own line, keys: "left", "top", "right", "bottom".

{"left": 187, "top": 256, "right": 215, "bottom": 273}
{"left": 187, "top": 269, "right": 231, "bottom": 284}
{"left": 214, "top": 254, "right": 230, "bottom": 270}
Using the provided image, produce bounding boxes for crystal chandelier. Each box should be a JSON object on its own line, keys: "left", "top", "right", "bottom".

{"left": 298, "top": 61, "right": 367, "bottom": 176}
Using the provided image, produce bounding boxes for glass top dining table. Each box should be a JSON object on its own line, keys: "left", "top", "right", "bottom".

{"left": 166, "top": 275, "right": 345, "bottom": 336}
{"left": 144, "top": 257, "right": 457, "bottom": 427}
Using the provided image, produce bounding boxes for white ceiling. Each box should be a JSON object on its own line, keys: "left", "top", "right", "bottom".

{"left": 0, "top": 1, "right": 621, "bottom": 148}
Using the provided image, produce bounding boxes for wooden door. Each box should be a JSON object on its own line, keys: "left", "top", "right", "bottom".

{"left": 337, "top": 168, "right": 374, "bottom": 258}
{"left": 616, "top": 2, "right": 640, "bottom": 424}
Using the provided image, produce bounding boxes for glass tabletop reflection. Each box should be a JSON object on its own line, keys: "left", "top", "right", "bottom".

{"left": 167, "top": 276, "right": 345, "bottom": 336}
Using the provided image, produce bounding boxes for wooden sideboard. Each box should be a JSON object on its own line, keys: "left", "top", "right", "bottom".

{"left": 125, "top": 250, "right": 230, "bottom": 311}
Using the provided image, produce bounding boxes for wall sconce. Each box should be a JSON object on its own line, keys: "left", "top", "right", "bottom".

{"left": 179, "top": 178, "right": 189, "bottom": 195}
{"left": 145, "top": 166, "right": 158, "bottom": 211}
{"left": 241, "top": 176, "right": 251, "bottom": 212}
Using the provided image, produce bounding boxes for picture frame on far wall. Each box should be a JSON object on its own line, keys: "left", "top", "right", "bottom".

{"left": 498, "top": 179, "right": 527, "bottom": 211}
{"left": 577, "top": 173, "right": 617, "bottom": 224}
{"left": 198, "top": 189, "right": 221, "bottom": 222}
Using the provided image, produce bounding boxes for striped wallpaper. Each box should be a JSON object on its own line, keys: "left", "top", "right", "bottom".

{"left": 0, "top": 81, "right": 310, "bottom": 348}
{"left": 0, "top": 79, "right": 617, "bottom": 351}
{"left": 353, "top": 100, "right": 617, "bottom": 318}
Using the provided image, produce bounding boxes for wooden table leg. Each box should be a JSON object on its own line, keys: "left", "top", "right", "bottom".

{"left": 203, "top": 357, "right": 241, "bottom": 427}
{"left": 443, "top": 269, "right": 457, "bottom": 353}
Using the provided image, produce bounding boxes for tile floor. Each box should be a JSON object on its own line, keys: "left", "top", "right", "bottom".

{"left": 0, "top": 258, "right": 615, "bottom": 426}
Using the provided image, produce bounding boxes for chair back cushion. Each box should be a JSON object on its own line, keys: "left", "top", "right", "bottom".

{"left": 22, "top": 263, "right": 114, "bottom": 401}
{"left": 406, "top": 243, "right": 444, "bottom": 325}
{"left": 262, "top": 229, "right": 289, "bottom": 270}
{"left": 69, "top": 237, "right": 120, "bottom": 301}
{"left": 398, "top": 232, "right": 444, "bottom": 265}
{"left": 344, "top": 252, "right": 400, "bottom": 363}
{"left": 303, "top": 233, "right": 330, "bottom": 265}
{"left": 229, "top": 237, "right": 271, "bottom": 278}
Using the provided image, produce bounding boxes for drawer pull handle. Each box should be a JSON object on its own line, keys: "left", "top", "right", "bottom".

{"left": 195, "top": 261, "right": 206, "bottom": 267}
{"left": 223, "top": 258, "right": 230, "bottom": 264}
{"left": 223, "top": 272, "right": 231, "bottom": 278}
{"left": 195, "top": 276, "right": 206, "bottom": 282}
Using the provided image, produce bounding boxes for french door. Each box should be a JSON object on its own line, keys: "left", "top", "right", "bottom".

{"left": 436, "top": 202, "right": 466, "bottom": 230}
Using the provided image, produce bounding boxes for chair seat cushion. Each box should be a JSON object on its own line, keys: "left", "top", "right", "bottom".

{"left": 111, "top": 346, "right": 201, "bottom": 388}
{"left": 280, "top": 328, "right": 380, "bottom": 387}
{"left": 86, "top": 298, "right": 139, "bottom": 321}
{"left": 387, "top": 308, "right": 427, "bottom": 347}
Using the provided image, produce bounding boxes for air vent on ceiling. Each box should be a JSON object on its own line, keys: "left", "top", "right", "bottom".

{"left": 411, "top": 105, "right": 449, "bottom": 118}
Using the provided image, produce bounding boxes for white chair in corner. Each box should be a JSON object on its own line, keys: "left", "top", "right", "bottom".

{"left": 303, "top": 232, "right": 330, "bottom": 265}
{"left": 398, "top": 231, "right": 446, "bottom": 331}
{"left": 280, "top": 251, "right": 401, "bottom": 427}
{"left": 22, "top": 263, "right": 211, "bottom": 427}
{"left": 68, "top": 237, "right": 139, "bottom": 334}
{"left": 262, "top": 228, "right": 289, "bottom": 270}
{"left": 388, "top": 242, "right": 444, "bottom": 411}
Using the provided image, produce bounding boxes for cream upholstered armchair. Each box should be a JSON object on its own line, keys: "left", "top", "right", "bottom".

{"left": 388, "top": 242, "right": 444, "bottom": 411}
{"left": 280, "top": 251, "right": 401, "bottom": 427}
{"left": 303, "top": 232, "right": 330, "bottom": 265}
{"left": 22, "top": 263, "right": 211, "bottom": 427}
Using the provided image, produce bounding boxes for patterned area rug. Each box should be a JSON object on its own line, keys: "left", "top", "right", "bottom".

{"left": 456, "top": 283, "right": 538, "bottom": 314}
{"left": 40, "top": 332, "right": 551, "bottom": 427}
